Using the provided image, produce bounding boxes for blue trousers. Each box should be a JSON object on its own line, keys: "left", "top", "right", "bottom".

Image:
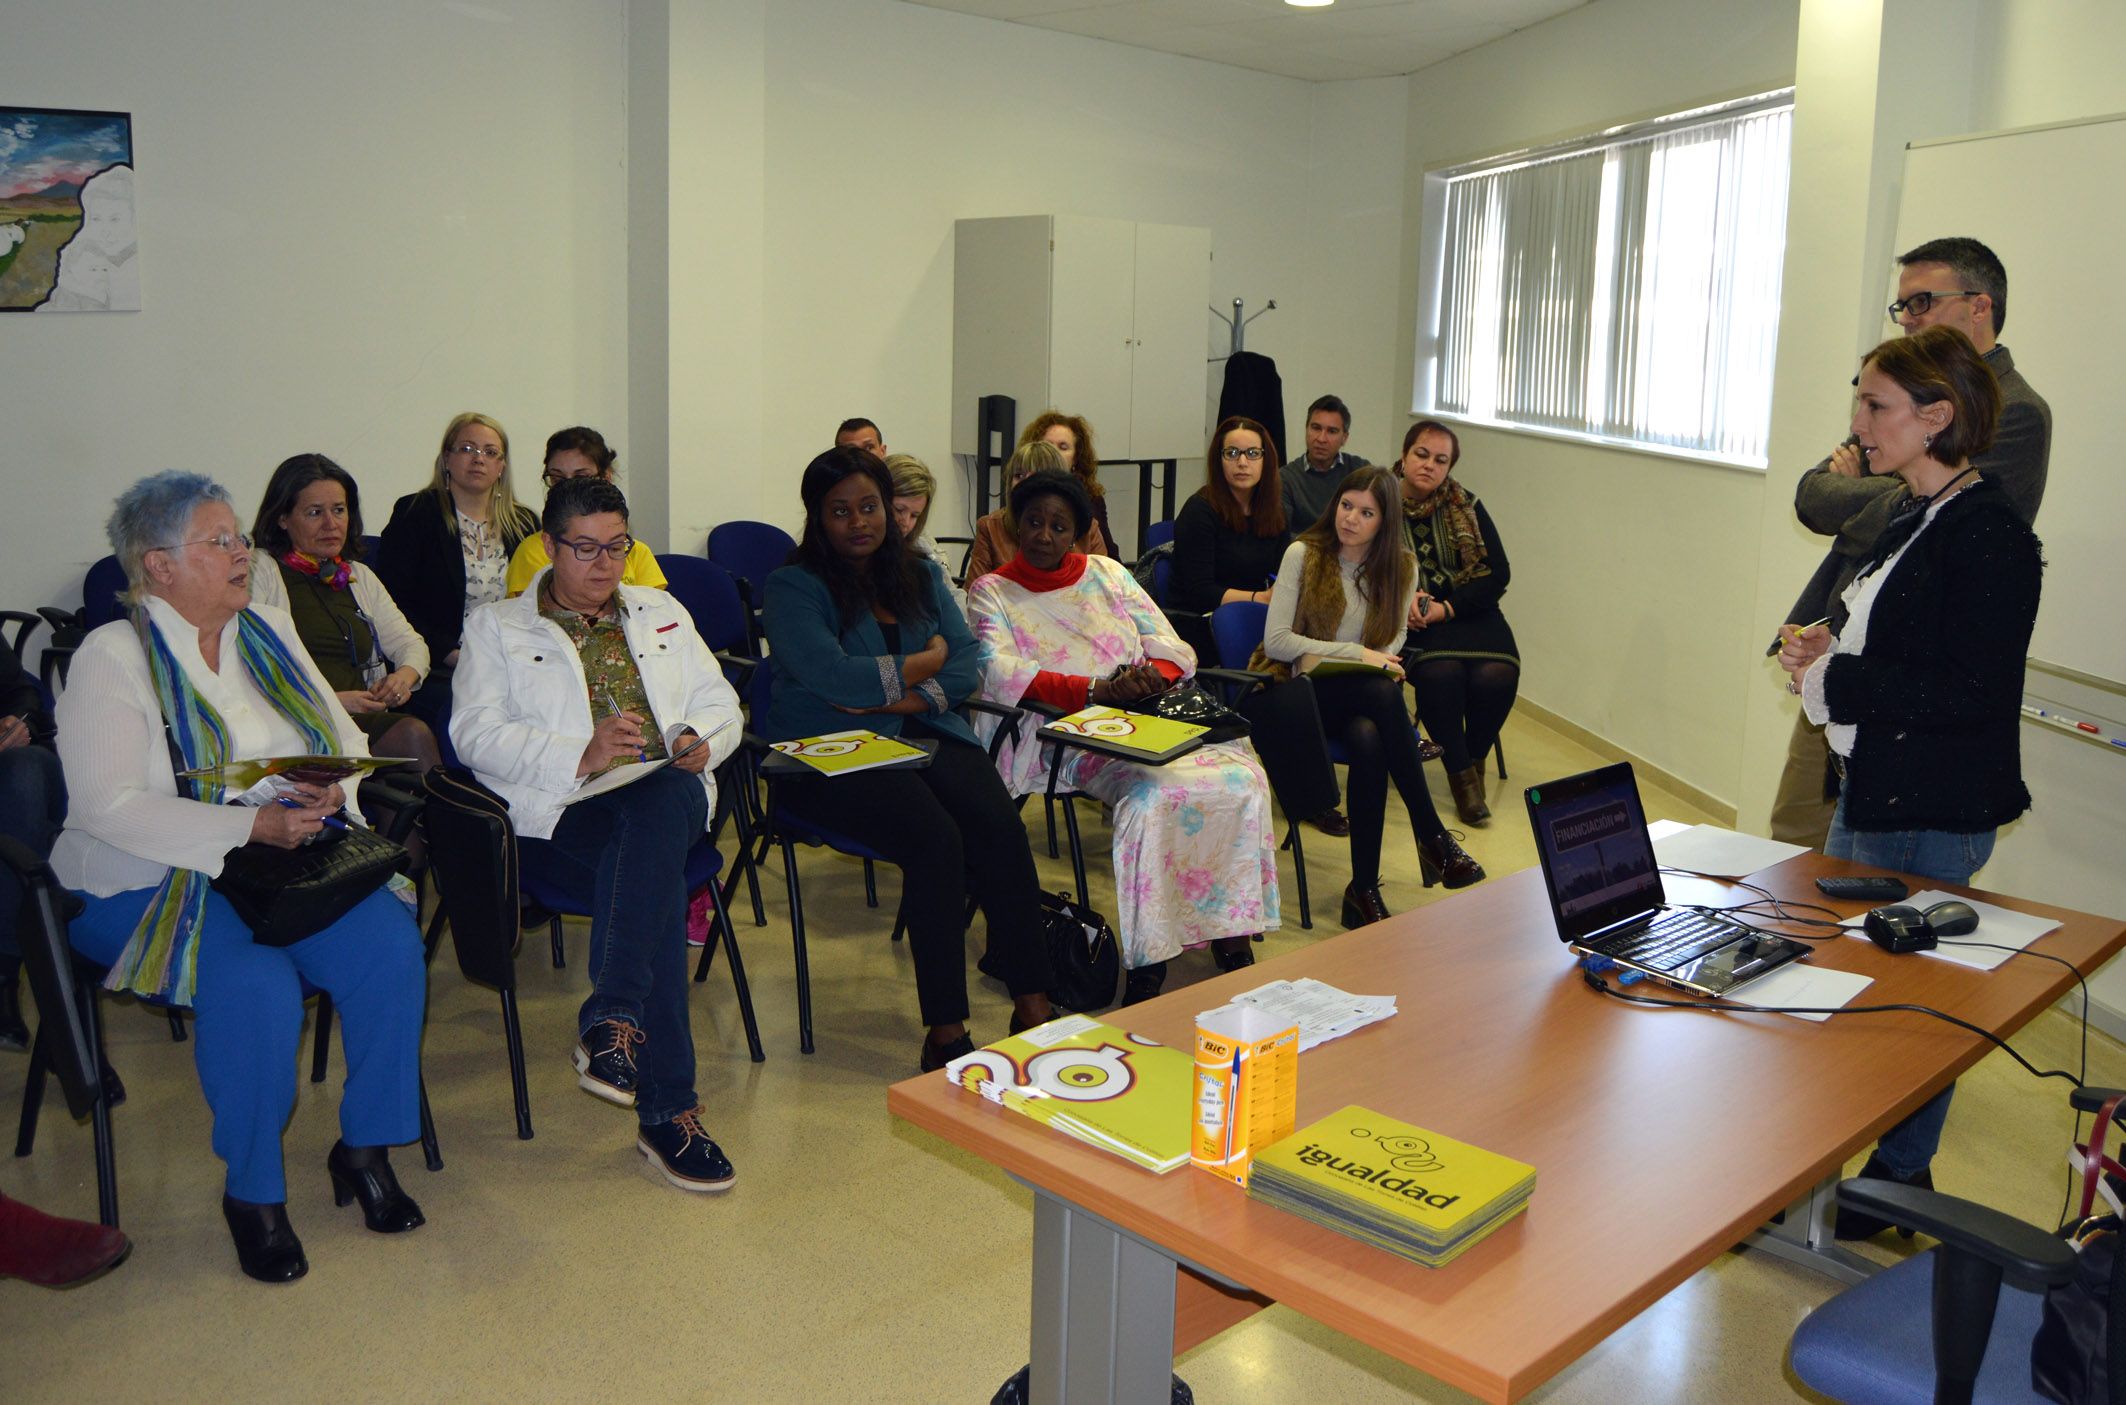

{"left": 1825, "top": 795, "right": 1998, "bottom": 1178}
{"left": 0, "top": 744, "right": 66, "bottom": 967}
{"left": 70, "top": 886, "right": 427, "bottom": 1203}
{"left": 521, "top": 767, "right": 706, "bottom": 1126}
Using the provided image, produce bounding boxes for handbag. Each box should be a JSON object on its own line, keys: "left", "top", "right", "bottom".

{"left": 1040, "top": 890, "right": 1121, "bottom": 1013}
{"left": 1123, "top": 683, "right": 1250, "bottom": 745}
{"left": 2034, "top": 1093, "right": 2126, "bottom": 1403}
{"left": 212, "top": 821, "right": 406, "bottom": 947}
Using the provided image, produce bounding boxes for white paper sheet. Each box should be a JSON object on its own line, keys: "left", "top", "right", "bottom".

{"left": 1649, "top": 823, "right": 1811, "bottom": 878}
{"left": 1837, "top": 890, "right": 2063, "bottom": 972}
{"left": 1223, "top": 978, "right": 1397, "bottom": 1053}
{"left": 1722, "top": 963, "right": 1874, "bottom": 1022}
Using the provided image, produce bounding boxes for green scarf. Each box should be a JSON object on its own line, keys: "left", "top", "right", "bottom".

{"left": 107, "top": 605, "right": 340, "bottom": 1006}
{"left": 1403, "top": 476, "right": 1491, "bottom": 594}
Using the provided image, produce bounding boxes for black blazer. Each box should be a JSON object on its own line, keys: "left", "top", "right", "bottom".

{"left": 1823, "top": 480, "right": 2042, "bottom": 832}
{"left": 375, "top": 489, "right": 536, "bottom": 666}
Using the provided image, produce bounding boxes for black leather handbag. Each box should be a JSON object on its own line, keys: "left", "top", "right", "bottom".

{"left": 213, "top": 820, "right": 406, "bottom": 947}
{"left": 1123, "top": 683, "right": 1250, "bottom": 745}
{"left": 1040, "top": 890, "right": 1121, "bottom": 1013}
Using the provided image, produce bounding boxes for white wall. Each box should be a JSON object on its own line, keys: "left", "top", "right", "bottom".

{"left": 1394, "top": 0, "right": 1801, "bottom": 806}
{"left": 0, "top": 0, "right": 629, "bottom": 612}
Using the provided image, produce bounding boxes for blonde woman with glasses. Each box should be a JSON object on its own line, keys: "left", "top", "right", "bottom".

{"left": 376, "top": 412, "right": 540, "bottom": 722}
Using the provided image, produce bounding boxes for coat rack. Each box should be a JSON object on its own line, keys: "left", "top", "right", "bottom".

{"left": 1209, "top": 297, "right": 1277, "bottom": 361}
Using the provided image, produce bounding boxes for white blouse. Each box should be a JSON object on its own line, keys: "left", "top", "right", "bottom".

{"left": 50, "top": 596, "right": 370, "bottom": 897}
{"left": 1801, "top": 491, "right": 1955, "bottom": 757}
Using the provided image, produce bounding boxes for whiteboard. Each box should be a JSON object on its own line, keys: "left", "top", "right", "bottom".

{"left": 1894, "top": 113, "right": 2126, "bottom": 685}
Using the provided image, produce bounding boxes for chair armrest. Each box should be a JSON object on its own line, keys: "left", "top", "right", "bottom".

{"left": 1835, "top": 1180, "right": 2079, "bottom": 1288}
{"left": 1194, "top": 666, "right": 1271, "bottom": 704}
{"left": 0, "top": 610, "right": 44, "bottom": 658}
{"left": 958, "top": 697, "right": 1021, "bottom": 723}
{"left": 959, "top": 696, "right": 1026, "bottom": 760}
{"left": 715, "top": 651, "right": 760, "bottom": 689}
{"left": 2070, "top": 1086, "right": 2126, "bottom": 1114}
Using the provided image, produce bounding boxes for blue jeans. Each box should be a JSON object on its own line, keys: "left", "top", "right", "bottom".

{"left": 1825, "top": 795, "right": 1997, "bottom": 1178}
{"left": 521, "top": 767, "right": 707, "bottom": 1126}
{"left": 70, "top": 886, "right": 427, "bottom": 1203}
{"left": 0, "top": 744, "right": 66, "bottom": 967}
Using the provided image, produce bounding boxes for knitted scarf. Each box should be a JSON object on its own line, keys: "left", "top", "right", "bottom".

{"left": 1402, "top": 476, "right": 1490, "bottom": 592}
{"left": 107, "top": 606, "right": 339, "bottom": 1006}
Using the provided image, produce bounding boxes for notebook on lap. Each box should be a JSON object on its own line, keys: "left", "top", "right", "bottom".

{"left": 1524, "top": 763, "right": 1809, "bottom": 996}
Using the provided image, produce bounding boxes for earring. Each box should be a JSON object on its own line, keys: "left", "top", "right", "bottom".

{"left": 1922, "top": 432, "right": 1934, "bottom": 448}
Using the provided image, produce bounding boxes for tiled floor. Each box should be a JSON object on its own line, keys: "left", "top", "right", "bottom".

{"left": 5, "top": 709, "right": 2116, "bottom": 1402}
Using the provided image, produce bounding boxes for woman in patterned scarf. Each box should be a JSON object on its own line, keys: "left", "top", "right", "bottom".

{"left": 1396, "top": 421, "right": 1519, "bottom": 827}
{"left": 52, "top": 472, "right": 429, "bottom": 1285}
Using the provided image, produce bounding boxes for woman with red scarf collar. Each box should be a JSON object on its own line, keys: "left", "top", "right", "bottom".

{"left": 967, "top": 470, "right": 1280, "bottom": 1006}
{"left": 247, "top": 454, "right": 440, "bottom": 783}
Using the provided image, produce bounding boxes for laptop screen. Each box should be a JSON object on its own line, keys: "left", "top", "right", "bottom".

{"left": 1524, "top": 763, "right": 1665, "bottom": 943}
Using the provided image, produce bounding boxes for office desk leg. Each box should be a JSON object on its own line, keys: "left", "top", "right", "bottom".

{"left": 1029, "top": 1187, "right": 1178, "bottom": 1404}
{"left": 1741, "top": 1173, "right": 1877, "bottom": 1285}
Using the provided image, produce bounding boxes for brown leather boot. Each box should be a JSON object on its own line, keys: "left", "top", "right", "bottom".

{"left": 1447, "top": 766, "right": 1491, "bottom": 825}
{"left": 1416, "top": 832, "right": 1485, "bottom": 889}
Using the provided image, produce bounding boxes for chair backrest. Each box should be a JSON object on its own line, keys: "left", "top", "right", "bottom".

{"left": 1149, "top": 554, "right": 1174, "bottom": 607}
{"left": 705, "top": 521, "right": 797, "bottom": 601}
{"left": 656, "top": 555, "right": 749, "bottom": 654}
{"left": 419, "top": 767, "right": 520, "bottom": 991}
{"left": 1143, "top": 518, "right": 1177, "bottom": 554}
{"left": 357, "top": 534, "right": 386, "bottom": 573}
{"left": 82, "top": 555, "right": 128, "bottom": 630}
{"left": 0, "top": 836, "right": 102, "bottom": 1119}
{"left": 1210, "top": 601, "right": 1270, "bottom": 671}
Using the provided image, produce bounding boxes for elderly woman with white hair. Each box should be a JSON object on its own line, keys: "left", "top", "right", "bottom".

{"left": 52, "top": 471, "right": 430, "bottom": 1285}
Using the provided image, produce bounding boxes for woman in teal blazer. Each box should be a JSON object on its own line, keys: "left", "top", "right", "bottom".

{"left": 760, "top": 447, "right": 1057, "bottom": 1071}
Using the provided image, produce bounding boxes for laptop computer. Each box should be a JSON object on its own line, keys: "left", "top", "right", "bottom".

{"left": 1524, "top": 763, "right": 1810, "bottom": 996}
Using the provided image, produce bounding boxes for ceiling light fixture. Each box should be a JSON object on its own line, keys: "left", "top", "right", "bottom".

{"left": 1285, "top": 0, "right": 1336, "bottom": 8}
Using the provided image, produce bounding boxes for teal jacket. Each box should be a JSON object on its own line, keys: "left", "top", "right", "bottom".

{"left": 760, "top": 558, "right": 986, "bottom": 750}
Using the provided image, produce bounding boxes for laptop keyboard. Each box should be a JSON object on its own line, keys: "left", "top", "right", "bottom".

{"left": 1592, "top": 910, "right": 1741, "bottom": 969}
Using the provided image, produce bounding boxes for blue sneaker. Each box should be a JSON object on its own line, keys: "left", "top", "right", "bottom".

{"left": 573, "top": 1018, "right": 644, "bottom": 1106}
{"left": 637, "top": 1106, "right": 736, "bottom": 1193}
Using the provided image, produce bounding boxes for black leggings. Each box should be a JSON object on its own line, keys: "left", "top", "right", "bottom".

{"left": 1409, "top": 658, "right": 1520, "bottom": 774}
{"left": 1312, "top": 674, "right": 1447, "bottom": 886}
{"left": 773, "top": 734, "right": 1053, "bottom": 1028}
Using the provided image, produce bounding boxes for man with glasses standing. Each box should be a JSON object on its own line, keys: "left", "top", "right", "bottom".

{"left": 1768, "top": 236, "right": 2052, "bottom": 848}
{"left": 453, "top": 477, "right": 745, "bottom": 1193}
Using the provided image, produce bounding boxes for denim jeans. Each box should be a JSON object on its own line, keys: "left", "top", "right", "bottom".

{"left": 522, "top": 766, "right": 707, "bottom": 1126}
{"left": 1824, "top": 794, "right": 1997, "bottom": 1178}
{"left": 0, "top": 744, "right": 66, "bottom": 970}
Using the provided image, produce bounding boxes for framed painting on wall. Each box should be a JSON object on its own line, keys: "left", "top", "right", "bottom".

{"left": 1, "top": 106, "right": 137, "bottom": 312}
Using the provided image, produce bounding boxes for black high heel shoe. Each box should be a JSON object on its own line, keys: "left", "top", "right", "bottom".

{"left": 1416, "top": 832, "right": 1485, "bottom": 889}
{"left": 1209, "top": 937, "right": 1257, "bottom": 973}
{"left": 327, "top": 1141, "right": 426, "bottom": 1234}
{"left": 1120, "top": 961, "right": 1168, "bottom": 1006}
{"left": 222, "top": 1194, "right": 308, "bottom": 1283}
{"left": 1340, "top": 882, "right": 1391, "bottom": 929}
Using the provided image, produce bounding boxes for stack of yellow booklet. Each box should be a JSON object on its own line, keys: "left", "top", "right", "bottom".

{"left": 1247, "top": 1105, "right": 1536, "bottom": 1267}
{"left": 942, "top": 1014, "right": 1194, "bottom": 1174}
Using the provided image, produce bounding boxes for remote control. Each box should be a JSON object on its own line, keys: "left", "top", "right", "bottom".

{"left": 1815, "top": 876, "right": 1911, "bottom": 902}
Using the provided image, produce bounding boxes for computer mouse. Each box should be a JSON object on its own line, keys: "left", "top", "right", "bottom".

{"left": 1923, "top": 900, "right": 1980, "bottom": 937}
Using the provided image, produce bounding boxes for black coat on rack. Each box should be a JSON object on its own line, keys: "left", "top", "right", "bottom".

{"left": 1217, "top": 351, "right": 1286, "bottom": 465}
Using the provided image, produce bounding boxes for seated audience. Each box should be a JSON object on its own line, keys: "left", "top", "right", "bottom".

{"left": 376, "top": 412, "right": 539, "bottom": 724}
{"left": 1777, "top": 325, "right": 2038, "bottom": 1239}
{"left": 1168, "top": 416, "right": 1289, "bottom": 615}
{"left": 835, "top": 417, "right": 887, "bottom": 458}
{"left": 1019, "top": 411, "right": 1117, "bottom": 558}
{"left": 453, "top": 478, "right": 743, "bottom": 1193}
{"left": 1280, "top": 394, "right": 1367, "bottom": 532}
{"left": 1395, "top": 422, "right": 1519, "bottom": 826}
{"left": 56, "top": 472, "right": 428, "bottom": 1283}
{"left": 0, "top": 629, "right": 61, "bottom": 1051}
{"left": 966, "top": 441, "right": 1107, "bottom": 583}
{"left": 760, "top": 447, "right": 1056, "bottom": 1069}
{"left": 968, "top": 470, "right": 1280, "bottom": 1005}
{"left": 504, "top": 427, "right": 667, "bottom": 596}
{"left": 885, "top": 452, "right": 941, "bottom": 564}
{"left": 1262, "top": 465, "right": 1484, "bottom": 923}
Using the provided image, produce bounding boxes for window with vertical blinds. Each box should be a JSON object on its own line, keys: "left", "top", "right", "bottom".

{"left": 1422, "top": 92, "right": 1794, "bottom": 467}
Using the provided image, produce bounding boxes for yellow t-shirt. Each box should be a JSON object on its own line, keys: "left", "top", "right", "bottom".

{"left": 505, "top": 536, "right": 668, "bottom": 597}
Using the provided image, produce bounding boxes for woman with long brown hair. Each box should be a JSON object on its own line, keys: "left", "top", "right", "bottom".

{"left": 1261, "top": 464, "right": 1483, "bottom": 924}
{"left": 1168, "top": 416, "right": 1288, "bottom": 615}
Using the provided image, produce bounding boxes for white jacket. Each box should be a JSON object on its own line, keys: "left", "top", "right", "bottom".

{"left": 450, "top": 572, "right": 743, "bottom": 841}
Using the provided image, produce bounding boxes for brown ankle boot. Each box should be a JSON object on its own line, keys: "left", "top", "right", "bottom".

{"left": 1447, "top": 766, "right": 1491, "bottom": 825}
{"left": 1416, "top": 832, "right": 1485, "bottom": 889}
{"left": 1339, "top": 882, "right": 1391, "bottom": 929}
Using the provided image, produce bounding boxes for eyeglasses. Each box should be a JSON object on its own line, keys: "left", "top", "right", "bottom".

{"left": 161, "top": 531, "right": 253, "bottom": 555}
{"left": 1221, "top": 446, "right": 1265, "bottom": 462}
{"left": 543, "top": 467, "right": 602, "bottom": 485}
{"left": 453, "top": 441, "right": 505, "bottom": 461}
{"left": 1887, "top": 289, "right": 1976, "bottom": 319}
{"left": 554, "top": 535, "right": 634, "bottom": 562}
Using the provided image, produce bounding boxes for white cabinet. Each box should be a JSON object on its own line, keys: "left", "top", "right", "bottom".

{"left": 951, "top": 215, "right": 1211, "bottom": 460}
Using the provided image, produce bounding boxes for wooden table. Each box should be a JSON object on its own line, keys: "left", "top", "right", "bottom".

{"left": 887, "top": 854, "right": 2126, "bottom": 1403}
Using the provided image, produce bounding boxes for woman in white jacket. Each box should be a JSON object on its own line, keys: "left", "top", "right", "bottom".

{"left": 450, "top": 477, "right": 744, "bottom": 1195}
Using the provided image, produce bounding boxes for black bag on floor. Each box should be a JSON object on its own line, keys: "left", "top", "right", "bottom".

{"left": 2033, "top": 1213, "right": 2126, "bottom": 1404}
{"left": 1041, "top": 890, "right": 1120, "bottom": 1013}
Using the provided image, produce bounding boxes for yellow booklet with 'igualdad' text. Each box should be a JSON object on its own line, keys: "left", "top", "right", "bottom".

{"left": 1248, "top": 1104, "right": 1536, "bottom": 1267}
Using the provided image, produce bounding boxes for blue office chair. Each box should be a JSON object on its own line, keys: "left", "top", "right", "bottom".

{"left": 706, "top": 521, "right": 797, "bottom": 655}
{"left": 356, "top": 534, "right": 384, "bottom": 568}
{"left": 1788, "top": 1089, "right": 2121, "bottom": 1405}
{"left": 1204, "top": 601, "right": 1330, "bottom": 929}
{"left": 1142, "top": 518, "right": 1177, "bottom": 555}
{"left": 83, "top": 555, "right": 128, "bottom": 631}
